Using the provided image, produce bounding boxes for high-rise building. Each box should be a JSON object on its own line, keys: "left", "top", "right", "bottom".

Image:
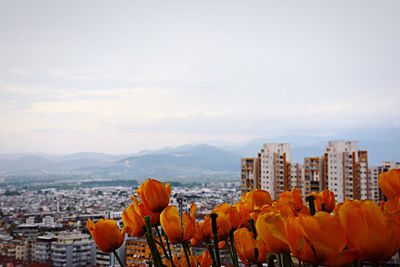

{"left": 32, "top": 235, "right": 55, "bottom": 263}
{"left": 357, "top": 151, "right": 369, "bottom": 200}
{"left": 51, "top": 231, "right": 96, "bottom": 267}
{"left": 288, "top": 163, "right": 303, "bottom": 190}
{"left": 259, "top": 143, "right": 291, "bottom": 199}
{"left": 369, "top": 161, "right": 400, "bottom": 202}
{"left": 322, "top": 141, "right": 361, "bottom": 202}
{"left": 240, "top": 157, "right": 260, "bottom": 195}
{"left": 303, "top": 157, "right": 323, "bottom": 196}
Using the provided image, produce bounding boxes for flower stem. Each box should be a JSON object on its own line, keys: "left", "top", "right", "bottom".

{"left": 305, "top": 195, "right": 316, "bottom": 216}
{"left": 155, "top": 226, "right": 170, "bottom": 261}
{"left": 162, "top": 229, "right": 175, "bottom": 267}
{"left": 112, "top": 250, "right": 125, "bottom": 267}
{"left": 207, "top": 243, "right": 218, "bottom": 267}
{"left": 229, "top": 229, "right": 239, "bottom": 267}
{"left": 144, "top": 216, "right": 163, "bottom": 267}
{"left": 210, "top": 213, "right": 221, "bottom": 267}
{"left": 182, "top": 241, "right": 191, "bottom": 267}
{"left": 249, "top": 219, "right": 257, "bottom": 239}
{"left": 282, "top": 252, "right": 293, "bottom": 267}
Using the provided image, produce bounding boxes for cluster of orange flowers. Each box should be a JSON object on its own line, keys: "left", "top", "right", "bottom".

{"left": 87, "top": 169, "right": 400, "bottom": 267}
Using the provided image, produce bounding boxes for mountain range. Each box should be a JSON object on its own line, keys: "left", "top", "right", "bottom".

{"left": 0, "top": 128, "right": 399, "bottom": 182}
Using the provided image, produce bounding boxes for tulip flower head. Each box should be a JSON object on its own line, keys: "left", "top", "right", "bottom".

{"left": 241, "top": 189, "right": 273, "bottom": 212}
{"left": 213, "top": 203, "right": 241, "bottom": 230}
{"left": 160, "top": 204, "right": 197, "bottom": 244}
{"left": 86, "top": 219, "right": 125, "bottom": 253}
{"left": 122, "top": 203, "right": 145, "bottom": 237}
{"left": 338, "top": 200, "right": 400, "bottom": 263}
{"left": 137, "top": 178, "right": 171, "bottom": 213}
{"left": 285, "top": 212, "right": 353, "bottom": 266}
{"left": 379, "top": 169, "right": 400, "bottom": 199}
{"left": 256, "top": 210, "right": 290, "bottom": 253}
{"left": 311, "top": 190, "right": 336, "bottom": 213}
{"left": 234, "top": 227, "right": 267, "bottom": 266}
{"left": 279, "top": 189, "right": 304, "bottom": 212}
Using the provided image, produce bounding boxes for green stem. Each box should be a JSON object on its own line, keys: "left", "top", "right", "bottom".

{"left": 278, "top": 253, "right": 283, "bottom": 267}
{"left": 267, "top": 254, "right": 276, "bottom": 267}
{"left": 162, "top": 229, "right": 175, "bottom": 267}
{"left": 112, "top": 250, "right": 125, "bottom": 267}
{"left": 144, "top": 216, "right": 163, "bottom": 267}
{"left": 155, "top": 226, "right": 170, "bottom": 261}
{"left": 229, "top": 229, "right": 239, "bottom": 267}
{"left": 249, "top": 219, "right": 257, "bottom": 239}
{"left": 182, "top": 242, "right": 191, "bottom": 267}
{"left": 207, "top": 243, "right": 218, "bottom": 267}
{"left": 210, "top": 213, "right": 221, "bottom": 267}
{"left": 305, "top": 195, "right": 316, "bottom": 216}
{"left": 282, "top": 252, "right": 293, "bottom": 267}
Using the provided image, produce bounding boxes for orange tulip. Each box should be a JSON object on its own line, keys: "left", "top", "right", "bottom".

{"left": 122, "top": 204, "right": 145, "bottom": 237}
{"left": 213, "top": 203, "right": 241, "bottom": 230}
{"left": 311, "top": 190, "right": 336, "bottom": 213}
{"left": 197, "top": 250, "right": 212, "bottom": 267}
{"left": 131, "top": 195, "right": 160, "bottom": 226}
{"left": 86, "top": 219, "right": 125, "bottom": 253}
{"left": 256, "top": 211, "right": 290, "bottom": 253}
{"left": 234, "top": 201, "right": 251, "bottom": 227}
{"left": 160, "top": 204, "right": 196, "bottom": 244}
{"left": 279, "top": 189, "right": 304, "bottom": 212}
{"left": 338, "top": 200, "right": 400, "bottom": 263}
{"left": 378, "top": 169, "right": 400, "bottom": 199}
{"left": 137, "top": 178, "right": 171, "bottom": 213}
{"left": 241, "top": 190, "right": 272, "bottom": 212}
{"left": 234, "top": 227, "right": 267, "bottom": 266}
{"left": 201, "top": 212, "right": 231, "bottom": 241}
{"left": 285, "top": 212, "right": 353, "bottom": 266}
{"left": 175, "top": 253, "right": 197, "bottom": 267}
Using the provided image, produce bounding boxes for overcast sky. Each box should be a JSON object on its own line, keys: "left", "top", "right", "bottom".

{"left": 1, "top": 1, "right": 399, "bottom": 154}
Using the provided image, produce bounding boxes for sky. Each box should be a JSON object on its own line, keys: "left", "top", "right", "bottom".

{"left": 1, "top": 1, "right": 399, "bottom": 154}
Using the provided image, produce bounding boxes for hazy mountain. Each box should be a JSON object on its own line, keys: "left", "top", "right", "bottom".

{"left": 1, "top": 127, "right": 398, "bottom": 181}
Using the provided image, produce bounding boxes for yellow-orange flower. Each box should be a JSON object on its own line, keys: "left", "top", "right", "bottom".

{"left": 175, "top": 253, "right": 197, "bottom": 267}
{"left": 234, "top": 227, "right": 266, "bottom": 266}
{"left": 197, "top": 250, "right": 212, "bottom": 267}
{"left": 313, "top": 190, "right": 336, "bottom": 213}
{"left": 213, "top": 203, "right": 240, "bottom": 230}
{"left": 256, "top": 211, "right": 290, "bottom": 253}
{"left": 201, "top": 212, "right": 231, "bottom": 241}
{"left": 338, "top": 200, "right": 400, "bottom": 263}
{"left": 86, "top": 219, "right": 125, "bottom": 253}
{"left": 131, "top": 196, "right": 160, "bottom": 226}
{"left": 122, "top": 203, "right": 145, "bottom": 237}
{"left": 234, "top": 201, "right": 250, "bottom": 227}
{"left": 160, "top": 204, "right": 196, "bottom": 244}
{"left": 241, "top": 190, "right": 272, "bottom": 212}
{"left": 378, "top": 169, "right": 400, "bottom": 199}
{"left": 285, "top": 212, "right": 353, "bottom": 266}
{"left": 279, "top": 189, "right": 304, "bottom": 212}
{"left": 137, "top": 178, "right": 171, "bottom": 213}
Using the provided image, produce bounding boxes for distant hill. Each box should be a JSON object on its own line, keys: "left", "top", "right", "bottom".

{"left": 0, "top": 127, "right": 398, "bottom": 181}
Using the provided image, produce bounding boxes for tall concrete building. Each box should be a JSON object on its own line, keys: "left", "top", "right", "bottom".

{"left": 303, "top": 157, "right": 323, "bottom": 196}
{"left": 369, "top": 161, "right": 400, "bottom": 202}
{"left": 322, "top": 141, "right": 371, "bottom": 202}
{"left": 259, "top": 143, "right": 291, "bottom": 199}
{"left": 289, "top": 163, "right": 303, "bottom": 190}
{"left": 51, "top": 231, "right": 96, "bottom": 267}
{"left": 240, "top": 157, "right": 260, "bottom": 195}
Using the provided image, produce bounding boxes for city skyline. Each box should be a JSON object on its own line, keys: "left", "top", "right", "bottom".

{"left": 1, "top": 1, "right": 400, "bottom": 154}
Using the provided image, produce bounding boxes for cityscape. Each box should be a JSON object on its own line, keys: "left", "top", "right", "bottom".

{"left": 0, "top": 140, "right": 399, "bottom": 266}
{"left": 1, "top": 1, "right": 400, "bottom": 266}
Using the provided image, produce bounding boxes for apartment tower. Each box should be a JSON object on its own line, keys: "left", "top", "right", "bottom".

{"left": 259, "top": 143, "right": 291, "bottom": 199}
